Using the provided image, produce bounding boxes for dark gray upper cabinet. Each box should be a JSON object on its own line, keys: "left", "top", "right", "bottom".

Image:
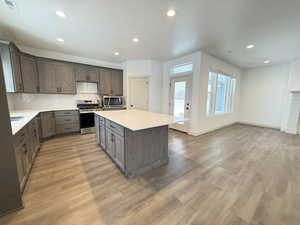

{"left": 37, "top": 58, "right": 57, "bottom": 93}
{"left": 0, "top": 41, "right": 23, "bottom": 92}
{"left": 37, "top": 58, "right": 76, "bottom": 94}
{"left": 55, "top": 62, "right": 76, "bottom": 94}
{"left": 99, "top": 69, "right": 123, "bottom": 96}
{"left": 75, "top": 64, "right": 99, "bottom": 82}
{"left": 99, "top": 69, "right": 112, "bottom": 95}
{"left": 20, "top": 53, "right": 39, "bottom": 93}
{"left": 1, "top": 41, "right": 123, "bottom": 95}
{"left": 111, "top": 70, "right": 123, "bottom": 96}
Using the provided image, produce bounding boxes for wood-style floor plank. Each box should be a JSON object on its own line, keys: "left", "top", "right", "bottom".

{"left": 1, "top": 124, "right": 300, "bottom": 225}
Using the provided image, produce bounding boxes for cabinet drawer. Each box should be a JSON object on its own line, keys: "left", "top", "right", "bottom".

{"left": 55, "top": 115, "right": 79, "bottom": 125}
{"left": 55, "top": 110, "right": 78, "bottom": 117}
{"left": 106, "top": 120, "right": 124, "bottom": 137}
{"left": 14, "top": 127, "right": 28, "bottom": 148}
{"left": 56, "top": 123, "right": 79, "bottom": 134}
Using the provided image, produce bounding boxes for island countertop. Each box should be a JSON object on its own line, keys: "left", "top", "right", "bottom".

{"left": 94, "top": 109, "right": 176, "bottom": 131}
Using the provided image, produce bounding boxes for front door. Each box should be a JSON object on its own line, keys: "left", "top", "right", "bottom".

{"left": 169, "top": 76, "right": 192, "bottom": 132}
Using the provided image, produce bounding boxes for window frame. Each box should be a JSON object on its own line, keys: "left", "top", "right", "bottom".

{"left": 171, "top": 62, "right": 193, "bottom": 75}
{"left": 206, "top": 72, "right": 236, "bottom": 116}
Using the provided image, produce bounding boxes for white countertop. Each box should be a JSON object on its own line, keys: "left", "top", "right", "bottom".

{"left": 10, "top": 108, "right": 78, "bottom": 135}
{"left": 95, "top": 109, "right": 177, "bottom": 131}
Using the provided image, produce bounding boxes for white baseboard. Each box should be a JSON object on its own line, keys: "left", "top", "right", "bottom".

{"left": 237, "top": 121, "right": 280, "bottom": 130}
{"left": 186, "top": 121, "right": 298, "bottom": 137}
{"left": 284, "top": 128, "right": 298, "bottom": 135}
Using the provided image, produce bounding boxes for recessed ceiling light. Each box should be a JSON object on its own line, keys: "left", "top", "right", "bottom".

{"left": 167, "top": 9, "right": 176, "bottom": 17}
{"left": 114, "top": 52, "right": 120, "bottom": 56}
{"left": 246, "top": 44, "right": 255, "bottom": 49}
{"left": 56, "top": 38, "right": 64, "bottom": 43}
{"left": 56, "top": 10, "right": 67, "bottom": 18}
{"left": 4, "top": 0, "right": 16, "bottom": 9}
{"left": 264, "top": 60, "right": 270, "bottom": 64}
{"left": 132, "top": 38, "right": 139, "bottom": 43}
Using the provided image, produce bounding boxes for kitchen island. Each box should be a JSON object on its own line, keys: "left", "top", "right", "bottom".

{"left": 94, "top": 110, "right": 175, "bottom": 178}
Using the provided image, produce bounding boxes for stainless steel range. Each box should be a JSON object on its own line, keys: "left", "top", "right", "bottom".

{"left": 77, "top": 100, "right": 102, "bottom": 134}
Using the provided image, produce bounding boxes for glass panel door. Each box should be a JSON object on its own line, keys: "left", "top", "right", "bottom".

{"left": 173, "top": 81, "right": 186, "bottom": 123}
{"left": 170, "top": 76, "right": 191, "bottom": 132}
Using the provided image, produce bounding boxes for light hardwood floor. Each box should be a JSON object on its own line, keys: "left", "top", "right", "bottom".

{"left": 1, "top": 124, "right": 300, "bottom": 225}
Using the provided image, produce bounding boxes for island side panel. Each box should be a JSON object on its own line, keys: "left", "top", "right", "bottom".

{"left": 125, "top": 125, "right": 169, "bottom": 178}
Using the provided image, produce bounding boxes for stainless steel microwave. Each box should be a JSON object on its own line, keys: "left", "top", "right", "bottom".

{"left": 102, "top": 96, "right": 124, "bottom": 108}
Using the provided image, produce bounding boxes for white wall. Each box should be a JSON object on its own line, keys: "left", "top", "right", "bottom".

{"left": 282, "top": 59, "right": 300, "bottom": 134}
{"left": 284, "top": 93, "right": 300, "bottom": 134}
{"left": 288, "top": 59, "right": 300, "bottom": 92}
{"left": 123, "top": 60, "right": 162, "bottom": 113}
{"left": 239, "top": 64, "right": 290, "bottom": 129}
{"left": 162, "top": 52, "right": 242, "bottom": 136}
{"left": 196, "top": 53, "right": 242, "bottom": 135}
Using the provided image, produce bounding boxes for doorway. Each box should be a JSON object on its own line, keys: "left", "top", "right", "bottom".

{"left": 169, "top": 75, "right": 192, "bottom": 132}
{"left": 128, "top": 77, "right": 149, "bottom": 111}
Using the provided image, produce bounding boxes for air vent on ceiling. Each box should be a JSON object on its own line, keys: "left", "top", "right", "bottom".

{"left": 4, "top": 0, "right": 16, "bottom": 9}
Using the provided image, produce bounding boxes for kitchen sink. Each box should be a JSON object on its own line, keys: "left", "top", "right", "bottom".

{"left": 10, "top": 116, "right": 24, "bottom": 121}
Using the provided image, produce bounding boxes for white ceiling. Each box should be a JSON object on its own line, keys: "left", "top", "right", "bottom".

{"left": 0, "top": 0, "right": 299, "bottom": 68}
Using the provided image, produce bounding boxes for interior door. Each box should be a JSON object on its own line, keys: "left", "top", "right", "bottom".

{"left": 128, "top": 77, "right": 149, "bottom": 110}
{"left": 169, "top": 76, "right": 192, "bottom": 132}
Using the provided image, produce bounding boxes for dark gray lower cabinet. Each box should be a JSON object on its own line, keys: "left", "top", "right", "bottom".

{"left": 95, "top": 115, "right": 100, "bottom": 145}
{"left": 55, "top": 110, "right": 79, "bottom": 134}
{"left": 40, "top": 112, "right": 56, "bottom": 138}
{"left": 95, "top": 115, "right": 169, "bottom": 178}
{"left": 99, "top": 123, "right": 106, "bottom": 150}
{"left": 13, "top": 117, "right": 41, "bottom": 193}
{"left": 114, "top": 133, "right": 125, "bottom": 170}
{"left": 106, "top": 128, "right": 116, "bottom": 158}
{"left": 105, "top": 127, "right": 125, "bottom": 170}
{"left": 96, "top": 114, "right": 106, "bottom": 150}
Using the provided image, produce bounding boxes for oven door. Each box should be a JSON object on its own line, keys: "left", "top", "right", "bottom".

{"left": 79, "top": 113, "right": 95, "bottom": 129}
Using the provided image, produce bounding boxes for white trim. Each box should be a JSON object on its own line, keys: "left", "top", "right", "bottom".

{"left": 188, "top": 121, "right": 285, "bottom": 137}
{"left": 237, "top": 121, "right": 280, "bottom": 130}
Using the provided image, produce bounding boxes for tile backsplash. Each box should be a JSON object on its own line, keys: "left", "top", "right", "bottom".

{"left": 7, "top": 93, "right": 100, "bottom": 111}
